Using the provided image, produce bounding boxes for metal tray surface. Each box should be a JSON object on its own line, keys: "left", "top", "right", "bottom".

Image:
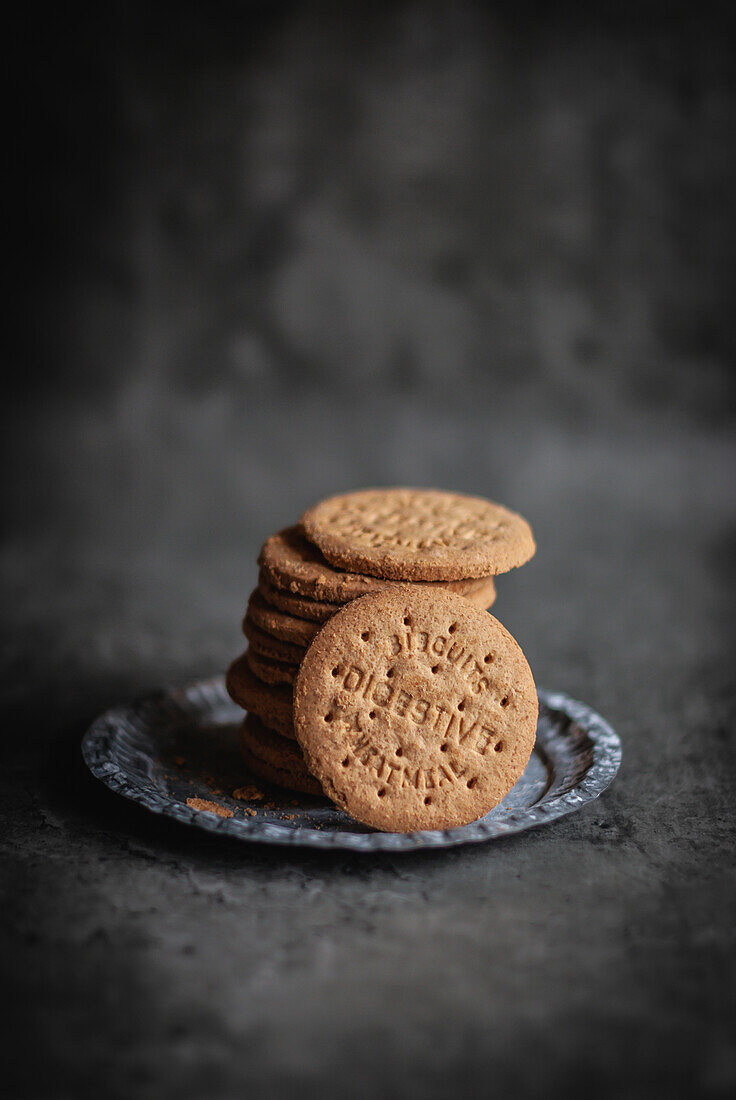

{"left": 82, "top": 676, "right": 621, "bottom": 852}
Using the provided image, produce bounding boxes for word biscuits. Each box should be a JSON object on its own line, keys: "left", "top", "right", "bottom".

{"left": 294, "top": 588, "right": 537, "bottom": 831}
{"left": 300, "top": 488, "right": 535, "bottom": 581}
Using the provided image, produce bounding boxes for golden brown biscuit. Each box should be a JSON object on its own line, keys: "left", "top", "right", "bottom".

{"left": 300, "top": 488, "right": 535, "bottom": 581}
{"left": 293, "top": 587, "right": 537, "bottom": 832}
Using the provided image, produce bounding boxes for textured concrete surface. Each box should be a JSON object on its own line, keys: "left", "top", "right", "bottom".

{"left": 3, "top": 3, "right": 735, "bottom": 1098}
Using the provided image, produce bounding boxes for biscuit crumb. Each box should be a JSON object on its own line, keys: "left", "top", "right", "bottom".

{"left": 186, "top": 797, "right": 233, "bottom": 818}
{"left": 232, "top": 784, "right": 265, "bottom": 802}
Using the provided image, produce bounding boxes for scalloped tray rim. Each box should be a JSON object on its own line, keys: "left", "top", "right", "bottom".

{"left": 81, "top": 676, "right": 622, "bottom": 852}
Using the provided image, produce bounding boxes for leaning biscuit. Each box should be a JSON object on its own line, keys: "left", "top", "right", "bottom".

{"left": 239, "top": 715, "right": 323, "bottom": 797}
{"left": 226, "top": 652, "right": 295, "bottom": 738}
{"left": 300, "top": 488, "right": 535, "bottom": 581}
{"left": 293, "top": 587, "right": 537, "bottom": 832}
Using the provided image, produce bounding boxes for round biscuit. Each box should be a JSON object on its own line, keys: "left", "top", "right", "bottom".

{"left": 300, "top": 488, "right": 535, "bottom": 581}
{"left": 293, "top": 587, "right": 537, "bottom": 832}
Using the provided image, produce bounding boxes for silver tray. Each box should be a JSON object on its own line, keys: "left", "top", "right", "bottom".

{"left": 82, "top": 676, "right": 621, "bottom": 852}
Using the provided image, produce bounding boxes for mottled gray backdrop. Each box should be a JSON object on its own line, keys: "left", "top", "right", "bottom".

{"left": 3, "top": 2, "right": 735, "bottom": 1098}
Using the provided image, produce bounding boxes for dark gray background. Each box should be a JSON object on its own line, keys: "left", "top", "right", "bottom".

{"left": 3, "top": 2, "right": 735, "bottom": 1098}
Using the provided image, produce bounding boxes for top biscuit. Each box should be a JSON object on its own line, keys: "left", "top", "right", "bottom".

{"left": 259, "top": 525, "right": 502, "bottom": 601}
{"left": 300, "top": 488, "right": 535, "bottom": 581}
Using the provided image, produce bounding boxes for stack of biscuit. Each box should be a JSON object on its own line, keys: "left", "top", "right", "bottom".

{"left": 226, "top": 489, "right": 535, "bottom": 803}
